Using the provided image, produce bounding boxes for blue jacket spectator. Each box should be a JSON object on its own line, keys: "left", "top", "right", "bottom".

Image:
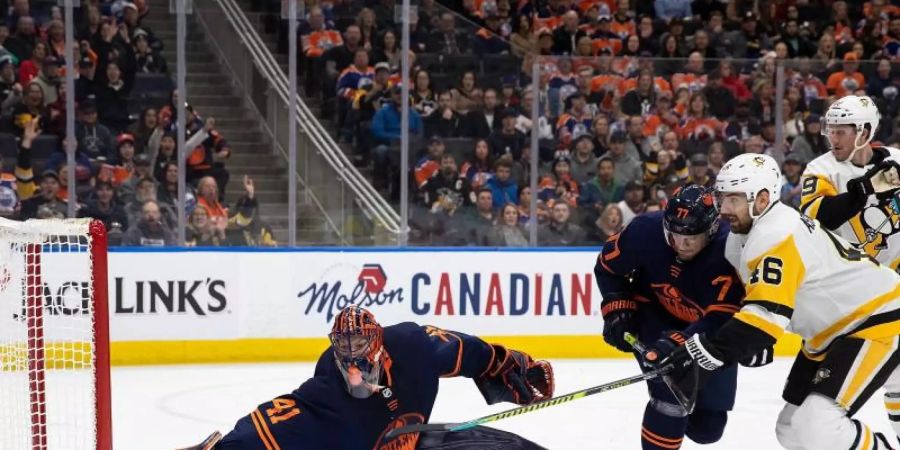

{"left": 485, "top": 160, "right": 518, "bottom": 209}
{"left": 371, "top": 88, "right": 423, "bottom": 145}
{"left": 655, "top": 0, "right": 693, "bottom": 21}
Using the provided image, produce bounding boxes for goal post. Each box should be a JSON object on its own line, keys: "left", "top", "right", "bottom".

{"left": 0, "top": 217, "right": 112, "bottom": 450}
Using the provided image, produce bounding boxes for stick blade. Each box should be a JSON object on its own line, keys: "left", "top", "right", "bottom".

{"left": 385, "top": 423, "right": 456, "bottom": 439}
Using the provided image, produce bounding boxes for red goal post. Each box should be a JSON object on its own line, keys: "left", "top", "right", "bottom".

{"left": 0, "top": 217, "right": 111, "bottom": 450}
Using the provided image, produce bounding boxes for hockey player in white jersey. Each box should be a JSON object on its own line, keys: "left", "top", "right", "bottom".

{"left": 800, "top": 94, "right": 900, "bottom": 271}
{"left": 662, "top": 153, "right": 900, "bottom": 449}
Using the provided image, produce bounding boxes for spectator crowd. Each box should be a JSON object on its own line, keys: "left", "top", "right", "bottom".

{"left": 0, "top": 0, "right": 275, "bottom": 247}
{"left": 283, "top": 0, "right": 900, "bottom": 246}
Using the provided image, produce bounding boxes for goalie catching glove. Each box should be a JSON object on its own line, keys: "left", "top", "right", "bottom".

{"left": 475, "top": 345, "right": 554, "bottom": 405}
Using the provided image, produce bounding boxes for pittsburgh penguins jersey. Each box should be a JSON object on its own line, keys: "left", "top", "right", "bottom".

{"left": 800, "top": 145, "right": 900, "bottom": 271}
{"left": 724, "top": 202, "right": 900, "bottom": 356}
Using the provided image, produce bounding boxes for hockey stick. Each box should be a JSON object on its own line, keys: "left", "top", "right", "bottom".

{"left": 624, "top": 332, "right": 698, "bottom": 415}
{"left": 385, "top": 364, "right": 673, "bottom": 438}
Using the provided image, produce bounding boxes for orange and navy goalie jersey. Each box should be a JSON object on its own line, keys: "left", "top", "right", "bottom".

{"left": 595, "top": 211, "right": 745, "bottom": 335}
{"left": 216, "top": 322, "right": 496, "bottom": 450}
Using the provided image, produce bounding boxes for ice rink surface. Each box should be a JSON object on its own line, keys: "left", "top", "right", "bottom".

{"left": 115, "top": 358, "right": 895, "bottom": 449}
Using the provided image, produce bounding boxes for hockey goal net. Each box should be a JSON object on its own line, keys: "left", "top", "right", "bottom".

{"left": 0, "top": 218, "right": 111, "bottom": 450}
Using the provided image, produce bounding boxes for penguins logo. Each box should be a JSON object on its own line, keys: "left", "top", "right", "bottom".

{"left": 858, "top": 193, "right": 900, "bottom": 252}
{"left": 752, "top": 156, "right": 766, "bottom": 167}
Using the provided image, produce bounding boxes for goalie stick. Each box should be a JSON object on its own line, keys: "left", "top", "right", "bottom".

{"left": 385, "top": 363, "right": 673, "bottom": 438}
{"left": 624, "top": 332, "right": 699, "bottom": 414}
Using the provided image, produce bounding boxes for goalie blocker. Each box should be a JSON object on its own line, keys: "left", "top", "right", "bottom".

{"left": 191, "top": 306, "right": 553, "bottom": 450}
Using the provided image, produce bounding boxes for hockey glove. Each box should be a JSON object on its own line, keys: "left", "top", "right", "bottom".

{"left": 642, "top": 330, "right": 688, "bottom": 368}
{"left": 847, "top": 159, "right": 900, "bottom": 197}
{"left": 740, "top": 345, "right": 774, "bottom": 368}
{"left": 475, "top": 345, "right": 554, "bottom": 406}
{"left": 660, "top": 333, "right": 724, "bottom": 394}
{"left": 601, "top": 299, "right": 639, "bottom": 353}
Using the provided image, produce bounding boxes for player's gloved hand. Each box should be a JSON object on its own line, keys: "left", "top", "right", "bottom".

{"left": 660, "top": 333, "right": 724, "bottom": 393}
{"left": 740, "top": 345, "right": 774, "bottom": 367}
{"left": 475, "top": 345, "right": 554, "bottom": 406}
{"left": 601, "top": 299, "right": 638, "bottom": 353}
{"left": 848, "top": 158, "right": 900, "bottom": 197}
{"left": 642, "top": 330, "right": 687, "bottom": 368}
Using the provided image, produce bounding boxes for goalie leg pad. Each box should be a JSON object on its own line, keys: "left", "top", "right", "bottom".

{"left": 685, "top": 409, "right": 727, "bottom": 444}
{"left": 641, "top": 399, "right": 687, "bottom": 450}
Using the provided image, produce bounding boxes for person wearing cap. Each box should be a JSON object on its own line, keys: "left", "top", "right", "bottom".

{"left": 18, "top": 169, "right": 68, "bottom": 220}
{"left": 74, "top": 56, "right": 96, "bottom": 102}
{"left": 0, "top": 53, "right": 20, "bottom": 110}
{"left": 370, "top": 83, "right": 423, "bottom": 192}
{"left": 617, "top": 180, "right": 647, "bottom": 227}
{"left": 473, "top": 12, "right": 509, "bottom": 56}
{"left": 826, "top": 52, "right": 867, "bottom": 98}
{"left": 608, "top": 130, "right": 643, "bottom": 184}
{"left": 117, "top": 152, "right": 155, "bottom": 205}
{"left": 729, "top": 11, "right": 771, "bottom": 60}
{"left": 487, "top": 107, "right": 526, "bottom": 161}
{"left": 350, "top": 61, "right": 393, "bottom": 166}
{"left": 134, "top": 28, "right": 167, "bottom": 74}
{"left": 78, "top": 180, "right": 128, "bottom": 239}
{"left": 569, "top": 133, "right": 598, "bottom": 184}
{"left": 781, "top": 155, "right": 805, "bottom": 209}
{"left": 790, "top": 114, "right": 826, "bottom": 165}
{"left": 31, "top": 55, "right": 60, "bottom": 106}
{"left": 687, "top": 153, "right": 714, "bottom": 188}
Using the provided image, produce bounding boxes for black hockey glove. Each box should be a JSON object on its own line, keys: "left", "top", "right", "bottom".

{"left": 601, "top": 299, "right": 638, "bottom": 353}
{"left": 641, "top": 330, "right": 687, "bottom": 368}
{"left": 740, "top": 345, "right": 774, "bottom": 367}
{"left": 660, "top": 333, "right": 724, "bottom": 394}
{"left": 475, "top": 345, "right": 554, "bottom": 406}
{"left": 847, "top": 159, "right": 900, "bottom": 197}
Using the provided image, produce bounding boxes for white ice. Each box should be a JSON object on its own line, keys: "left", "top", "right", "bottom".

{"left": 114, "top": 358, "right": 895, "bottom": 449}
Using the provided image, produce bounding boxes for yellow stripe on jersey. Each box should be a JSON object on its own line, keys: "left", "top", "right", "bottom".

{"left": 809, "top": 284, "right": 900, "bottom": 350}
{"left": 838, "top": 340, "right": 893, "bottom": 409}
{"left": 851, "top": 320, "right": 900, "bottom": 341}
{"left": 799, "top": 174, "right": 838, "bottom": 219}
{"left": 734, "top": 310, "right": 785, "bottom": 340}
{"left": 744, "top": 235, "right": 806, "bottom": 312}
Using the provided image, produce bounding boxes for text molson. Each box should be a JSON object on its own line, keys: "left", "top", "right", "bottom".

{"left": 12, "top": 281, "right": 92, "bottom": 320}
{"left": 298, "top": 273, "right": 595, "bottom": 322}
{"left": 114, "top": 277, "right": 227, "bottom": 315}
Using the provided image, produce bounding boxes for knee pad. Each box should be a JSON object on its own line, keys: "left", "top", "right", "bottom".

{"left": 685, "top": 409, "right": 727, "bottom": 444}
{"left": 791, "top": 394, "right": 859, "bottom": 449}
{"left": 776, "top": 403, "right": 804, "bottom": 450}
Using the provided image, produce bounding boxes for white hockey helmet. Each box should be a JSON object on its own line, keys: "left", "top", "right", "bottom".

{"left": 822, "top": 94, "right": 881, "bottom": 162}
{"left": 714, "top": 153, "right": 781, "bottom": 220}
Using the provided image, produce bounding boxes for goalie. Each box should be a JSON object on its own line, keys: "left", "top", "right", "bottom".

{"left": 179, "top": 306, "right": 554, "bottom": 450}
{"left": 799, "top": 94, "right": 900, "bottom": 271}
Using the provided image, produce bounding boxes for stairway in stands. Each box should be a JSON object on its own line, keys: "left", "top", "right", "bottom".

{"left": 142, "top": 0, "right": 328, "bottom": 244}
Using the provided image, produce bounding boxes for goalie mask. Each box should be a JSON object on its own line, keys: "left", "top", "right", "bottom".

{"left": 329, "top": 306, "right": 387, "bottom": 399}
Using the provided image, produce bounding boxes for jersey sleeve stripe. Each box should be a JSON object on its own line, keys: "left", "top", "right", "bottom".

{"left": 250, "top": 410, "right": 280, "bottom": 450}
{"left": 439, "top": 331, "right": 466, "bottom": 378}
{"left": 799, "top": 174, "right": 838, "bottom": 212}
{"left": 799, "top": 196, "right": 824, "bottom": 219}
{"left": 809, "top": 284, "right": 900, "bottom": 350}
{"left": 733, "top": 309, "right": 786, "bottom": 340}
{"left": 742, "top": 300, "right": 795, "bottom": 318}
{"left": 706, "top": 304, "right": 741, "bottom": 314}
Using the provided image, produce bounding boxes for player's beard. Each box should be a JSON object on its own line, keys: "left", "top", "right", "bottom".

{"left": 722, "top": 214, "right": 752, "bottom": 234}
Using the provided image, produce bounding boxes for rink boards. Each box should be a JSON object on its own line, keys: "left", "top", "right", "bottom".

{"left": 42, "top": 247, "right": 805, "bottom": 365}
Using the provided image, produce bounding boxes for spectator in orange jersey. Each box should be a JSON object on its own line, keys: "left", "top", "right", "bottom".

{"left": 301, "top": 7, "right": 340, "bottom": 59}
{"left": 670, "top": 52, "right": 708, "bottom": 93}
{"left": 677, "top": 92, "right": 723, "bottom": 142}
{"left": 610, "top": 0, "right": 635, "bottom": 39}
{"left": 826, "top": 52, "right": 866, "bottom": 98}
{"left": 414, "top": 137, "right": 445, "bottom": 190}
